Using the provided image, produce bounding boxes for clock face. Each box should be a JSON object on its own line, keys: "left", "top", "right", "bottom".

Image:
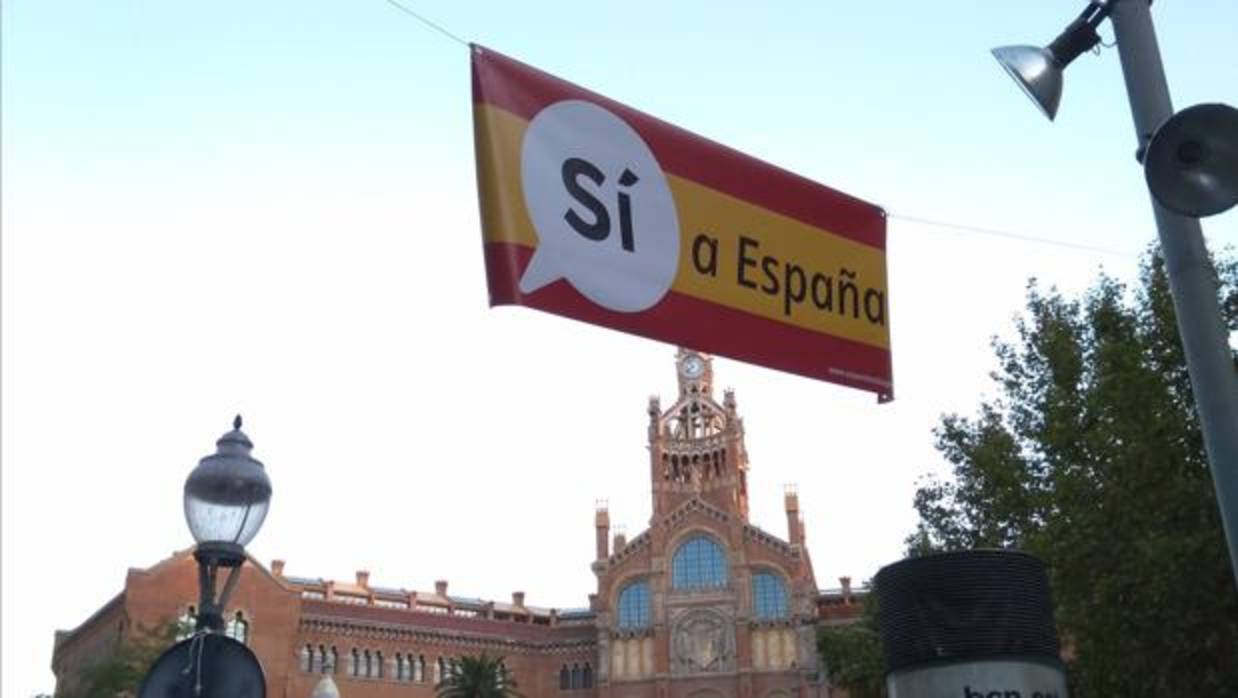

{"left": 682, "top": 355, "right": 705, "bottom": 379}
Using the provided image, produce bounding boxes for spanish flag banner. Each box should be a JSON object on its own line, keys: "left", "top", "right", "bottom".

{"left": 472, "top": 45, "right": 893, "bottom": 401}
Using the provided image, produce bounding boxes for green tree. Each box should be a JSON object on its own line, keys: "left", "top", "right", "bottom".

{"left": 817, "top": 592, "right": 884, "bottom": 698}
{"left": 60, "top": 619, "right": 187, "bottom": 698}
{"left": 908, "top": 251, "right": 1238, "bottom": 696}
{"left": 435, "top": 653, "right": 523, "bottom": 698}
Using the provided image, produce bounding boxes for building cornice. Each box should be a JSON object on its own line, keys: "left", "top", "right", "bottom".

{"left": 299, "top": 614, "right": 596, "bottom": 653}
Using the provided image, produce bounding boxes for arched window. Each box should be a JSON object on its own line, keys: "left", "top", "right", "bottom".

{"left": 435, "top": 657, "right": 445, "bottom": 684}
{"left": 582, "top": 663, "right": 593, "bottom": 689}
{"left": 570, "top": 664, "right": 582, "bottom": 689}
{"left": 225, "top": 611, "right": 249, "bottom": 645}
{"left": 396, "top": 653, "right": 407, "bottom": 681}
{"left": 752, "top": 571, "right": 790, "bottom": 619}
{"left": 672, "top": 535, "right": 727, "bottom": 589}
{"left": 329, "top": 647, "right": 338, "bottom": 674}
{"left": 300, "top": 645, "right": 312, "bottom": 672}
{"left": 559, "top": 665, "right": 570, "bottom": 690}
{"left": 616, "top": 580, "right": 651, "bottom": 629}
{"left": 415, "top": 655, "right": 425, "bottom": 682}
{"left": 351, "top": 648, "right": 361, "bottom": 677}
{"left": 375, "top": 650, "right": 384, "bottom": 679}
{"left": 317, "top": 645, "right": 327, "bottom": 674}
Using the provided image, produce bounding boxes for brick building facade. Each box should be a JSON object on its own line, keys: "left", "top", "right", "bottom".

{"left": 52, "top": 350, "right": 865, "bottom": 698}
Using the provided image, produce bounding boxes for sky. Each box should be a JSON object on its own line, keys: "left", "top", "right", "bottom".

{"left": 4, "top": 1, "right": 1237, "bottom": 696}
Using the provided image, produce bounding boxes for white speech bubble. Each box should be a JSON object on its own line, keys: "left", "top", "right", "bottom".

{"left": 520, "top": 100, "right": 680, "bottom": 313}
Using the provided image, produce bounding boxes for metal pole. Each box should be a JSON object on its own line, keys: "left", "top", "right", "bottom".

{"left": 194, "top": 544, "right": 246, "bottom": 633}
{"left": 1110, "top": 0, "right": 1238, "bottom": 586}
{"left": 197, "top": 556, "right": 224, "bottom": 633}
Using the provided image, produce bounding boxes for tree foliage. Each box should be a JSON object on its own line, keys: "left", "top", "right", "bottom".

{"left": 817, "top": 592, "right": 884, "bottom": 698}
{"left": 908, "top": 251, "right": 1238, "bottom": 696}
{"left": 60, "top": 619, "right": 187, "bottom": 698}
{"left": 435, "top": 653, "right": 523, "bottom": 698}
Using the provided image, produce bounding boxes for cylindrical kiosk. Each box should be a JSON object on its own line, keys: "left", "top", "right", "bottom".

{"left": 875, "top": 550, "right": 1067, "bottom": 698}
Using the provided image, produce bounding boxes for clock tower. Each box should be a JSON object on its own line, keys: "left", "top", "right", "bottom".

{"left": 647, "top": 348, "right": 749, "bottom": 521}
{"left": 675, "top": 348, "right": 713, "bottom": 396}
{"left": 594, "top": 349, "right": 819, "bottom": 696}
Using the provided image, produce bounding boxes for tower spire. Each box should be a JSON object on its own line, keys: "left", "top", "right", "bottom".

{"left": 648, "top": 348, "right": 749, "bottom": 521}
{"left": 674, "top": 347, "right": 713, "bottom": 397}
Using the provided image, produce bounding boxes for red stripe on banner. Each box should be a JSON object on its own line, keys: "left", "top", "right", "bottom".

{"left": 471, "top": 45, "right": 886, "bottom": 251}
{"left": 484, "top": 242, "right": 893, "bottom": 400}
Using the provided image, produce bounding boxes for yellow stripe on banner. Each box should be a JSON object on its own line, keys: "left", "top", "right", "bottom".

{"left": 668, "top": 178, "right": 889, "bottom": 349}
{"left": 473, "top": 103, "right": 890, "bottom": 349}
{"left": 474, "top": 104, "right": 537, "bottom": 247}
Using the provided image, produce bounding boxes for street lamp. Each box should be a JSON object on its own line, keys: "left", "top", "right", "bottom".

{"left": 137, "top": 417, "right": 271, "bottom": 698}
{"left": 991, "top": 3, "right": 1106, "bottom": 121}
{"left": 184, "top": 415, "right": 273, "bottom": 632}
{"left": 991, "top": 0, "right": 1238, "bottom": 587}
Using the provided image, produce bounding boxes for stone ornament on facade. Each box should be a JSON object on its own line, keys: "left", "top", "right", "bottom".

{"left": 671, "top": 609, "right": 736, "bottom": 675}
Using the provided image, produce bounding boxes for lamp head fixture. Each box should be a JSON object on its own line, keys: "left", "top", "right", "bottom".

{"left": 183, "top": 415, "right": 272, "bottom": 551}
{"left": 1144, "top": 103, "right": 1238, "bottom": 218}
{"left": 992, "top": 2, "right": 1111, "bottom": 120}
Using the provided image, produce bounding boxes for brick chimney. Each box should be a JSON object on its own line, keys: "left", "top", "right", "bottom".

{"left": 435, "top": 580, "right": 448, "bottom": 597}
{"left": 356, "top": 570, "right": 370, "bottom": 588}
{"left": 840, "top": 576, "right": 853, "bottom": 603}
{"left": 512, "top": 591, "right": 525, "bottom": 608}
{"left": 613, "top": 532, "right": 627, "bottom": 553}
{"left": 784, "top": 486, "right": 802, "bottom": 546}
{"left": 595, "top": 506, "right": 610, "bottom": 560}
{"left": 270, "top": 560, "right": 285, "bottom": 577}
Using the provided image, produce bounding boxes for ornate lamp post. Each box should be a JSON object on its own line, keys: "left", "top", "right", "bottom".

{"left": 138, "top": 416, "right": 273, "bottom": 698}
{"left": 184, "top": 415, "right": 273, "bottom": 632}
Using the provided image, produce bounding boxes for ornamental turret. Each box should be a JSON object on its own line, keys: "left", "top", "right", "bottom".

{"left": 648, "top": 348, "right": 749, "bottom": 521}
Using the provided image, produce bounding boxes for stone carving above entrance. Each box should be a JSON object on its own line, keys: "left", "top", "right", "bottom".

{"left": 671, "top": 609, "right": 736, "bottom": 675}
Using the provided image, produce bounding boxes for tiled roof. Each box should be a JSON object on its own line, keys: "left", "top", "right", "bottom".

{"left": 284, "top": 574, "right": 583, "bottom": 618}
{"left": 301, "top": 600, "right": 596, "bottom": 644}
{"left": 818, "top": 585, "right": 871, "bottom": 597}
{"left": 286, "top": 575, "right": 324, "bottom": 586}
{"left": 448, "top": 595, "right": 487, "bottom": 606}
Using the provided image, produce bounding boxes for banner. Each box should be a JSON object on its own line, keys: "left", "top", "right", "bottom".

{"left": 472, "top": 45, "right": 893, "bottom": 401}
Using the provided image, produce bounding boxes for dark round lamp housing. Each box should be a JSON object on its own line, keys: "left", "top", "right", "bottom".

{"left": 1144, "top": 102, "right": 1238, "bottom": 218}
{"left": 875, "top": 550, "right": 1067, "bottom": 697}
{"left": 184, "top": 416, "right": 272, "bottom": 550}
{"left": 138, "top": 634, "right": 266, "bottom": 698}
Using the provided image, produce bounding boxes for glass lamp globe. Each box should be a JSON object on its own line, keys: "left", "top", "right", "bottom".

{"left": 184, "top": 416, "right": 272, "bottom": 549}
